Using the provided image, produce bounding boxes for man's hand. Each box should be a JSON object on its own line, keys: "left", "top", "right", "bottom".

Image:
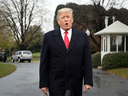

{"left": 41, "top": 87, "right": 49, "bottom": 96}
{"left": 84, "top": 84, "right": 92, "bottom": 92}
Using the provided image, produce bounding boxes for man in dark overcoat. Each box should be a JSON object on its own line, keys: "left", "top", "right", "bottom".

{"left": 39, "top": 7, "right": 93, "bottom": 96}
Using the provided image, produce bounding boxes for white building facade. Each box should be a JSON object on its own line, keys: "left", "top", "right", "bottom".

{"left": 94, "top": 20, "right": 128, "bottom": 63}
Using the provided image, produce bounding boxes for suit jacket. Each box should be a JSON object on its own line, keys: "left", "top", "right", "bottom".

{"left": 39, "top": 27, "right": 93, "bottom": 96}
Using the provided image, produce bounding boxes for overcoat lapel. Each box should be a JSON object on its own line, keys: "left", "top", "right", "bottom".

{"left": 54, "top": 28, "right": 67, "bottom": 53}
{"left": 53, "top": 28, "right": 79, "bottom": 54}
{"left": 67, "top": 28, "right": 79, "bottom": 53}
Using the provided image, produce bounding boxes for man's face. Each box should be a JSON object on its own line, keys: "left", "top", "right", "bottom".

{"left": 57, "top": 12, "right": 73, "bottom": 31}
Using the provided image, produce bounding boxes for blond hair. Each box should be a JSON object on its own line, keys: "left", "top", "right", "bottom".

{"left": 57, "top": 8, "right": 73, "bottom": 20}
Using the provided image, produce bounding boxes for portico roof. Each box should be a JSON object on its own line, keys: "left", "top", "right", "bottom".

{"left": 94, "top": 20, "right": 128, "bottom": 35}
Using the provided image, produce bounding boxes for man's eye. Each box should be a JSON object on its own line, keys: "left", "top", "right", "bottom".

{"left": 61, "top": 17, "right": 65, "bottom": 19}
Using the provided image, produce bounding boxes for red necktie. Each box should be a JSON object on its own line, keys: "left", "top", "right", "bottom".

{"left": 64, "top": 31, "right": 69, "bottom": 49}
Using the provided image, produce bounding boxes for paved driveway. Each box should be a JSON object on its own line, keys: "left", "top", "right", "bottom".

{"left": 84, "top": 68, "right": 128, "bottom": 96}
{"left": 0, "top": 62, "right": 43, "bottom": 96}
{"left": 0, "top": 62, "right": 128, "bottom": 96}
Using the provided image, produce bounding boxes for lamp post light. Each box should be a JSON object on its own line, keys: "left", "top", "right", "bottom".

{"left": 105, "top": 16, "right": 109, "bottom": 28}
{"left": 86, "top": 29, "right": 90, "bottom": 36}
{"left": 112, "top": 16, "right": 115, "bottom": 23}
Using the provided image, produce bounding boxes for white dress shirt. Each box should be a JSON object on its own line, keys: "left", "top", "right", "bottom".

{"left": 60, "top": 28, "right": 72, "bottom": 41}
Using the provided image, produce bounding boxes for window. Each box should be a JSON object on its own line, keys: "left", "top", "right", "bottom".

{"left": 110, "top": 36, "right": 116, "bottom": 51}
{"left": 15, "top": 52, "right": 18, "bottom": 55}
{"left": 101, "top": 37, "right": 103, "bottom": 51}
{"left": 126, "top": 36, "right": 128, "bottom": 52}
{"left": 106, "top": 36, "right": 107, "bottom": 51}
{"left": 118, "top": 36, "right": 124, "bottom": 52}
{"left": 19, "top": 52, "right": 21, "bottom": 55}
{"left": 23, "top": 51, "right": 31, "bottom": 54}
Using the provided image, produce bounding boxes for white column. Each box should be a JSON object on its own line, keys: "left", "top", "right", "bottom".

{"left": 116, "top": 35, "right": 118, "bottom": 52}
{"left": 101, "top": 35, "right": 104, "bottom": 64}
{"left": 124, "top": 36, "right": 126, "bottom": 52}
{"left": 108, "top": 35, "right": 110, "bottom": 52}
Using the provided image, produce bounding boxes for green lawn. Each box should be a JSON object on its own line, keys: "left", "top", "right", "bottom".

{"left": 0, "top": 52, "right": 40, "bottom": 78}
{"left": 31, "top": 52, "right": 40, "bottom": 62}
{"left": 107, "top": 68, "right": 128, "bottom": 79}
{"left": 0, "top": 63, "right": 17, "bottom": 78}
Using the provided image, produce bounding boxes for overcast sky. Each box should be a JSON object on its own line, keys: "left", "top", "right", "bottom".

{"left": 46, "top": 0, "right": 91, "bottom": 13}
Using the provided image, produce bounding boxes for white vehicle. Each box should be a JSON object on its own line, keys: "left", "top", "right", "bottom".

{"left": 12, "top": 50, "right": 32, "bottom": 63}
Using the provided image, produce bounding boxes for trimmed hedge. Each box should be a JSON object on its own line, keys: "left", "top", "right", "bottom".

{"left": 102, "top": 52, "right": 128, "bottom": 70}
{"left": 92, "top": 52, "right": 101, "bottom": 68}
{"left": 91, "top": 50, "right": 96, "bottom": 54}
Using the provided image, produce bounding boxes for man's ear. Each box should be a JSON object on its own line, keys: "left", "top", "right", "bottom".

{"left": 72, "top": 18, "right": 74, "bottom": 23}
{"left": 57, "top": 19, "right": 60, "bottom": 25}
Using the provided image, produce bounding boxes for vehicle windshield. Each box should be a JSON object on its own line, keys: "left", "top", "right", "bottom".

{"left": 23, "top": 51, "right": 31, "bottom": 54}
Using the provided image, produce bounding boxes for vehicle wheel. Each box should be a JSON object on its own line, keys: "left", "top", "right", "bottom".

{"left": 28, "top": 60, "right": 31, "bottom": 63}
{"left": 12, "top": 58, "right": 15, "bottom": 63}
{"left": 3, "top": 59, "right": 6, "bottom": 62}
{"left": 18, "top": 58, "right": 21, "bottom": 63}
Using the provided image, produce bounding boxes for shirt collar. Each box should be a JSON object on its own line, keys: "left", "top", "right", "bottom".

{"left": 60, "top": 28, "right": 72, "bottom": 35}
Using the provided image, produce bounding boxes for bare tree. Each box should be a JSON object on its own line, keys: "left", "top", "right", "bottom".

{"left": 91, "top": 0, "right": 126, "bottom": 10}
{"left": 0, "top": 0, "right": 47, "bottom": 50}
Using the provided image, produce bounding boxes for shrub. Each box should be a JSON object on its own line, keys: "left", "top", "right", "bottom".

{"left": 91, "top": 50, "right": 96, "bottom": 54}
{"left": 92, "top": 52, "right": 101, "bottom": 68}
{"left": 102, "top": 52, "right": 128, "bottom": 70}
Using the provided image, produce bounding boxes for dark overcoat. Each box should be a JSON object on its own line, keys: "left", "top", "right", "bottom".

{"left": 39, "top": 27, "right": 93, "bottom": 96}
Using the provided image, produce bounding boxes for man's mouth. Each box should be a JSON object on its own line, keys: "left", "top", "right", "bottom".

{"left": 65, "top": 23, "right": 68, "bottom": 25}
